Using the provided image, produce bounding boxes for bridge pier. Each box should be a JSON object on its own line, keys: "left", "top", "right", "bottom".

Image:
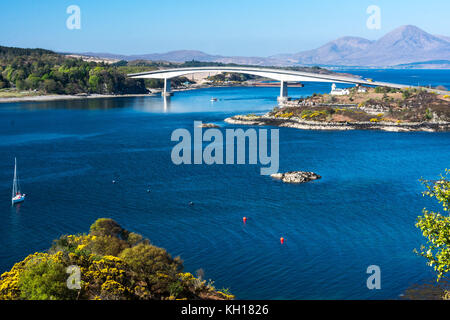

{"left": 162, "top": 78, "right": 173, "bottom": 97}
{"left": 277, "top": 80, "right": 290, "bottom": 104}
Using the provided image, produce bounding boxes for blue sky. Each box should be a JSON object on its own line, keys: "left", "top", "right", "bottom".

{"left": 1, "top": 0, "right": 449, "bottom": 56}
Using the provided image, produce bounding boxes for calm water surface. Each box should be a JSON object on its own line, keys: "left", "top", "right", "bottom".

{"left": 0, "top": 71, "right": 449, "bottom": 299}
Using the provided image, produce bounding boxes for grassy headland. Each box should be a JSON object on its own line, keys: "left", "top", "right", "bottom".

{"left": 226, "top": 86, "right": 450, "bottom": 132}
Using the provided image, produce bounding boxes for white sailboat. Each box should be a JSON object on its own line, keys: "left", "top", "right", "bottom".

{"left": 12, "top": 157, "right": 25, "bottom": 205}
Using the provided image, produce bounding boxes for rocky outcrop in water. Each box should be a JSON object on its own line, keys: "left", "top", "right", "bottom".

{"left": 198, "top": 123, "right": 220, "bottom": 128}
{"left": 271, "top": 171, "right": 321, "bottom": 184}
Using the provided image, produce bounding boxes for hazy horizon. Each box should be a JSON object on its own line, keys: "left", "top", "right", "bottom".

{"left": 1, "top": 0, "right": 450, "bottom": 56}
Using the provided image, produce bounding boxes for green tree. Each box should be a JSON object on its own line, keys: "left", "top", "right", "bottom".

{"left": 119, "top": 243, "right": 182, "bottom": 276}
{"left": 42, "top": 79, "right": 59, "bottom": 93}
{"left": 416, "top": 170, "right": 450, "bottom": 283}
{"left": 88, "top": 74, "right": 100, "bottom": 92}
{"left": 25, "top": 74, "right": 41, "bottom": 89}
{"left": 87, "top": 235, "right": 129, "bottom": 257}
{"left": 90, "top": 218, "right": 127, "bottom": 238}
{"left": 18, "top": 254, "right": 77, "bottom": 300}
{"left": 15, "top": 79, "right": 26, "bottom": 90}
{"left": 119, "top": 243, "right": 183, "bottom": 297}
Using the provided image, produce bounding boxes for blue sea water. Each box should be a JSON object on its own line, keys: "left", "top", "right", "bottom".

{"left": 0, "top": 70, "right": 449, "bottom": 300}
{"left": 338, "top": 68, "right": 450, "bottom": 89}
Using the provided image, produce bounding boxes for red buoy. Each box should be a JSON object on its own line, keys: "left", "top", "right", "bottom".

{"left": 243, "top": 217, "right": 247, "bottom": 223}
{"left": 280, "top": 237, "right": 285, "bottom": 244}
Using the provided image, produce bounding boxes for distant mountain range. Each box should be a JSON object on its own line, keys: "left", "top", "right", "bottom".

{"left": 76, "top": 25, "right": 450, "bottom": 68}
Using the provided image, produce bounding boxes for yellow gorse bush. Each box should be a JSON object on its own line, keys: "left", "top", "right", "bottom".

{"left": 0, "top": 218, "right": 234, "bottom": 301}
{"left": 275, "top": 112, "right": 293, "bottom": 118}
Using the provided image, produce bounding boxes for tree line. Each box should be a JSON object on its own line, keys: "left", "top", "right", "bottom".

{"left": 0, "top": 46, "right": 150, "bottom": 95}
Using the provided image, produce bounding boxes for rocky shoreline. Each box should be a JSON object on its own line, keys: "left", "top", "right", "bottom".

{"left": 225, "top": 114, "right": 450, "bottom": 132}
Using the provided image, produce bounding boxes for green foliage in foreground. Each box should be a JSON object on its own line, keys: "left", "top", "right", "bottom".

{"left": 416, "top": 169, "right": 450, "bottom": 298}
{"left": 0, "top": 218, "right": 234, "bottom": 300}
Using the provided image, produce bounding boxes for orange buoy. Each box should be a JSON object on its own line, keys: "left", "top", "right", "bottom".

{"left": 243, "top": 217, "right": 247, "bottom": 223}
{"left": 280, "top": 237, "right": 285, "bottom": 244}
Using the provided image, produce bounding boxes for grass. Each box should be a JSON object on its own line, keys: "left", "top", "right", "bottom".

{"left": 0, "top": 89, "right": 45, "bottom": 98}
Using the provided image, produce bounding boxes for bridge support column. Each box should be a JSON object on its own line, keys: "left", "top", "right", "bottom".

{"left": 277, "top": 80, "right": 290, "bottom": 104}
{"left": 162, "top": 78, "right": 173, "bottom": 97}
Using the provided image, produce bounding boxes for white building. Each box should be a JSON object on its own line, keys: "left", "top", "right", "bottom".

{"left": 357, "top": 86, "right": 368, "bottom": 93}
{"left": 330, "top": 83, "right": 349, "bottom": 96}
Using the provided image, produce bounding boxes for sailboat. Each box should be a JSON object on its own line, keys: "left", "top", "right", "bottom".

{"left": 12, "top": 157, "right": 26, "bottom": 205}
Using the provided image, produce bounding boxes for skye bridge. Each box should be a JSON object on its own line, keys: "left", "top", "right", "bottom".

{"left": 127, "top": 66, "right": 435, "bottom": 102}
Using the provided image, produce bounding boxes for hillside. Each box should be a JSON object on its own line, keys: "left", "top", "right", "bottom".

{"left": 0, "top": 46, "right": 149, "bottom": 95}
{"left": 273, "top": 37, "right": 374, "bottom": 65}
{"left": 78, "top": 26, "right": 450, "bottom": 68}
{"left": 273, "top": 26, "right": 450, "bottom": 67}
{"left": 0, "top": 218, "right": 234, "bottom": 300}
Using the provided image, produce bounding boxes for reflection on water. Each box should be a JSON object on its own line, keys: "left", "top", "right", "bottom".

{"left": 20, "top": 97, "right": 136, "bottom": 111}
{"left": 13, "top": 202, "right": 22, "bottom": 214}
{"left": 164, "top": 96, "right": 171, "bottom": 112}
{"left": 4, "top": 86, "right": 328, "bottom": 114}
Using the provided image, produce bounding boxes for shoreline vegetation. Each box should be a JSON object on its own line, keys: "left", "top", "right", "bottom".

{"left": 0, "top": 218, "right": 234, "bottom": 300}
{"left": 409, "top": 170, "right": 450, "bottom": 300}
{"left": 0, "top": 45, "right": 342, "bottom": 104}
{"left": 226, "top": 86, "right": 450, "bottom": 132}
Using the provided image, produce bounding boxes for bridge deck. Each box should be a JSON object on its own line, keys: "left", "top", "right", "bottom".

{"left": 128, "top": 66, "right": 449, "bottom": 95}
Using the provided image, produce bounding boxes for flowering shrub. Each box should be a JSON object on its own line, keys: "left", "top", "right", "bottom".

{"left": 275, "top": 112, "right": 293, "bottom": 118}
{"left": 0, "top": 219, "right": 233, "bottom": 300}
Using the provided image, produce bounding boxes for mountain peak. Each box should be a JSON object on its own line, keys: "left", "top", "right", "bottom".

{"left": 381, "top": 25, "right": 431, "bottom": 40}
{"left": 395, "top": 25, "right": 423, "bottom": 33}
{"left": 376, "top": 24, "right": 449, "bottom": 48}
{"left": 76, "top": 25, "right": 450, "bottom": 68}
{"left": 280, "top": 25, "right": 450, "bottom": 67}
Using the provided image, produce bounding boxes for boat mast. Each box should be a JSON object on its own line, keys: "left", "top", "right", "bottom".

{"left": 12, "top": 158, "right": 17, "bottom": 198}
{"left": 16, "top": 158, "right": 21, "bottom": 194}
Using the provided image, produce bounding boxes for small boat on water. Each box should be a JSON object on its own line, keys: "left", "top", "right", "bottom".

{"left": 11, "top": 157, "right": 25, "bottom": 205}
{"left": 210, "top": 98, "right": 218, "bottom": 102}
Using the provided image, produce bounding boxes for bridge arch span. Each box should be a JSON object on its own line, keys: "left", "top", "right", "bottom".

{"left": 128, "top": 66, "right": 410, "bottom": 102}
